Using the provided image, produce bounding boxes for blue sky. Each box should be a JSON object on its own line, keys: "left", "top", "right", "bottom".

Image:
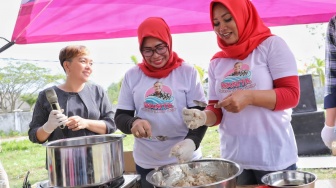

{"left": 0, "top": 0, "right": 328, "bottom": 89}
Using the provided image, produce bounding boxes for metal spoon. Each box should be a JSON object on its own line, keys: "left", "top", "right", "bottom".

{"left": 149, "top": 136, "right": 168, "bottom": 141}
{"left": 193, "top": 100, "right": 207, "bottom": 107}
{"left": 193, "top": 100, "right": 217, "bottom": 107}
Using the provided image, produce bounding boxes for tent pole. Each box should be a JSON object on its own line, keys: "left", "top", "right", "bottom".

{"left": 0, "top": 37, "right": 15, "bottom": 53}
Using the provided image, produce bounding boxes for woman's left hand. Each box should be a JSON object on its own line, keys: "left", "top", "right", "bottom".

{"left": 66, "top": 116, "right": 87, "bottom": 131}
{"left": 215, "top": 90, "right": 252, "bottom": 113}
{"left": 169, "top": 139, "right": 195, "bottom": 163}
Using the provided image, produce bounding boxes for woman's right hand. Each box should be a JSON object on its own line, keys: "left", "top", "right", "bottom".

{"left": 131, "top": 118, "right": 152, "bottom": 138}
{"left": 215, "top": 90, "right": 252, "bottom": 113}
{"left": 42, "top": 110, "right": 68, "bottom": 133}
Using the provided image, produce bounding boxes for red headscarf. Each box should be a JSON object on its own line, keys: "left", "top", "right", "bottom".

{"left": 137, "top": 17, "right": 183, "bottom": 78}
{"left": 210, "top": 0, "right": 273, "bottom": 60}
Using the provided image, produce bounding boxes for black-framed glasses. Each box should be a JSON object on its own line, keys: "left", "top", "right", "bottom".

{"left": 141, "top": 44, "right": 168, "bottom": 57}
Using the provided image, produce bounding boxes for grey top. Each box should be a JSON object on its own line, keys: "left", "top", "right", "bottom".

{"left": 28, "top": 84, "right": 116, "bottom": 144}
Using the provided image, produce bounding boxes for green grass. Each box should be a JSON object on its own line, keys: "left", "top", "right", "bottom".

{"left": 0, "top": 130, "right": 27, "bottom": 138}
{"left": 0, "top": 127, "right": 335, "bottom": 188}
{"left": 0, "top": 140, "right": 48, "bottom": 188}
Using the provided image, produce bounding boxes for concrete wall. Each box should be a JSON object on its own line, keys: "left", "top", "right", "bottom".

{"left": 0, "top": 111, "right": 32, "bottom": 133}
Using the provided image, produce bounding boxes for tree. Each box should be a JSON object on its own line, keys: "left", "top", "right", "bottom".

{"left": 306, "top": 23, "right": 326, "bottom": 50}
{"left": 194, "top": 64, "right": 207, "bottom": 84}
{"left": 0, "top": 61, "right": 65, "bottom": 112}
{"left": 298, "top": 57, "right": 325, "bottom": 86}
{"left": 107, "top": 83, "right": 120, "bottom": 105}
{"left": 107, "top": 55, "right": 139, "bottom": 105}
{"left": 20, "top": 93, "right": 38, "bottom": 111}
{"left": 302, "top": 23, "right": 327, "bottom": 86}
{"left": 131, "top": 55, "right": 138, "bottom": 65}
{"left": 307, "top": 58, "right": 325, "bottom": 86}
{"left": 193, "top": 64, "right": 208, "bottom": 96}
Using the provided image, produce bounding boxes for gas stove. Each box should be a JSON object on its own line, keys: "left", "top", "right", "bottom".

{"left": 32, "top": 174, "right": 141, "bottom": 188}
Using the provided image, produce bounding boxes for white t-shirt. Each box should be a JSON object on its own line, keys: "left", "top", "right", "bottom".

{"left": 118, "top": 62, "right": 207, "bottom": 169}
{"left": 208, "top": 36, "right": 299, "bottom": 171}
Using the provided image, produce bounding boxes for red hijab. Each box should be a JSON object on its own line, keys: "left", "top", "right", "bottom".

{"left": 210, "top": 0, "right": 273, "bottom": 60}
{"left": 137, "top": 17, "right": 183, "bottom": 78}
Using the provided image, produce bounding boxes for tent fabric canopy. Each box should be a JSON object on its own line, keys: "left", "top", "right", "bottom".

{"left": 11, "top": 0, "right": 336, "bottom": 44}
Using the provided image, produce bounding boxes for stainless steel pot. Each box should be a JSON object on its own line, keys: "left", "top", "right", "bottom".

{"left": 43, "top": 134, "right": 125, "bottom": 188}
{"left": 146, "top": 158, "right": 242, "bottom": 188}
{"left": 261, "top": 170, "right": 317, "bottom": 188}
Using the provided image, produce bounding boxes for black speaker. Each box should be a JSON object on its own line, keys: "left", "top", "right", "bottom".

{"left": 291, "top": 111, "right": 325, "bottom": 134}
{"left": 291, "top": 110, "right": 330, "bottom": 156}
{"left": 292, "top": 74, "right": 317, "bottom": 114}
{"left": 294, "top": 134, "right": 331, "bottom": 156}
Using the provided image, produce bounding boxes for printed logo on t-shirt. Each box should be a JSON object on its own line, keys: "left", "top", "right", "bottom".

{"left": 219, "top": 62, "right": 255, "bottom": 93}
{"left": 142, "top": 81, "right": 176, "bottom": 113}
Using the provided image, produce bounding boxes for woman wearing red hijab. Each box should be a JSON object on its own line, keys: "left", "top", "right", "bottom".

{"left": 182, "top": 0, "right": 300, "bottom": 185}
{"left": 115, "top": 17, "right": 208, "bottom": 187}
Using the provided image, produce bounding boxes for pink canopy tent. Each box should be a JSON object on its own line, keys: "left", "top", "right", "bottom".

{"left": 2, "top": 0, "right": 336, "bottom": 49}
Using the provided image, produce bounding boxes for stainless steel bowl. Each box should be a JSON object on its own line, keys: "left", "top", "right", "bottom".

{"left": 146, "top": 158, "right": 242, "bottom": 188}
{"left": 261, "top": 170, "right": 317, "bottom": 188}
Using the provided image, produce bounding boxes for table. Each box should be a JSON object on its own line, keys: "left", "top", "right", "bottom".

{"left": 237, "top": 179, "right": 336, "bottom": 188}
